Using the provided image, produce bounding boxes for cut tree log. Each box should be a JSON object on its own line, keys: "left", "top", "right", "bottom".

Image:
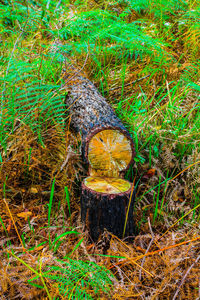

{"left": 66, "top": 75, "right": 135, "bottom": 177}
{"left": 65, "top": 72, "right": 136, "bottom": 240}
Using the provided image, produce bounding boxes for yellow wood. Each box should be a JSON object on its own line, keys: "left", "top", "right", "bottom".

{"left": 84, "top": 177, "right": 131, "bottom": 194}
{"left": 88, "top": 129, "right": 132, "bottom": 177}
{"left": 89, "top": 167, "right": 120, "bottom": 178}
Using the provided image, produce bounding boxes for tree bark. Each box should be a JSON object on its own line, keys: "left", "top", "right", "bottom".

{"left": 81, "top": 178, "right": 135, "bottom": 241}
{"left": 65, "top": 75, "right": 135, "bottom": 167}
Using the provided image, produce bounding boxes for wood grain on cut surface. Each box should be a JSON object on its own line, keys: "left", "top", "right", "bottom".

{"left": 88, "top": 129, "right": 132, "bottom": 177}
{"left": 84, "top": 177, "right": 131, "bottom": 194}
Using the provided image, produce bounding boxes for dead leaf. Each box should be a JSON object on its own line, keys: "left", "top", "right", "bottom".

{"left": 143, "top": 168, "right": 156, "bottom": 179}
{"left": 7, "top": 219, "right": 12, "bottom": 232}
{"left": 30, "top": 187, "right": 38, "bottom": 194}
{"left": 17, "top": 211, "right": 32, "bottom": 220}
{"left": 29, "top": 245, "right": 46, "bottom": 252}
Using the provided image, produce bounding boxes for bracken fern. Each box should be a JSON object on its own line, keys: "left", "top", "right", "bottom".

{"left": 1, "top": 56, "right": 66, "bottom": 150}
{"left": 44, "top": 258, "right": 114, "bottom": 299}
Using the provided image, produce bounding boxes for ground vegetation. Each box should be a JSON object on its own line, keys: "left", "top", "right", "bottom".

{"left": 0, "top": 0, "right": 199, "bottom": 298}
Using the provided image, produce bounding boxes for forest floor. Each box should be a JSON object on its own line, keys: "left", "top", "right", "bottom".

{"left": 0, "top": 0, "right": 200, "bottom": 299}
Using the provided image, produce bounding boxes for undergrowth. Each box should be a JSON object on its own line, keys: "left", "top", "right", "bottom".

{"left": 0, "top": 0, "right": 199, "bottom": 299}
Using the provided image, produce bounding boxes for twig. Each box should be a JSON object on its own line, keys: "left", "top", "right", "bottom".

{"left": 112, "top": 263, "right": 124, "bottom": 287}
{"left": 139, "top": 217, "right": 155, "bottom": 281}
{"left": 55, "top": 0, "right": 62, "bottom": 11}
{"left": 135, "top": 285, "right": 145, "bottom": 300}
{"left": 60, "top": 151, "right": 70, "bottom": 172}
{"left": 46, "top": 0, "right": 51, "bottom": 9}
{"left": 172, "top": 254, "right": 200, "bottom": 300}
{"left": 3, "top": 198, "right": 25, "bottom": 252}
{"left": 110, "top": 74, "right": 150, "bottom": 91}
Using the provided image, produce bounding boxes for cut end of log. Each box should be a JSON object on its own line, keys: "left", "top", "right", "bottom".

{"left": 84, "top": 177, "right": 131, "bottom": 194}
{"left": 88, "top": 129, "right": 133, "bottom": 177}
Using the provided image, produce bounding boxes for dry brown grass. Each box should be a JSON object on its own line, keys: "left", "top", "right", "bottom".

{"left": 0, "top": 123, "right": 199, "bottom": 299}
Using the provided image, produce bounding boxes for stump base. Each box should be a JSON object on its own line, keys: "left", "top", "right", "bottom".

{"left": 81, "top": 177, "right": 135, "bottom": 241}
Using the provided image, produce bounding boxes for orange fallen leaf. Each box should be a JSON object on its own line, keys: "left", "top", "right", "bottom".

{"left": 147, "top": 168, "right": 156, "bottom": 175}
{"left": 143, "top": 168, "right": 156, "bottom": 179}
{"left": 30, "top": 187, "right": 38, "bottom": 194}
{"left": 86, "top": 244, "right": 95, "bottom": 250}
{"left": 17, "top": 211, "right": 32, "bottom": 220}
{"left": 29, "top": 245, "right": 46, "bottom": 252}
{"left": 7, "top": 219, "right": 12, "bottom": 232}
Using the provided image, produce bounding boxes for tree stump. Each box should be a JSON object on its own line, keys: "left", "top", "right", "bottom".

{"left": 65, "top": 73, "right": 135, "bottom": 240}
{"left": 81, "top": 177, "right": 135, "bottom": 241}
